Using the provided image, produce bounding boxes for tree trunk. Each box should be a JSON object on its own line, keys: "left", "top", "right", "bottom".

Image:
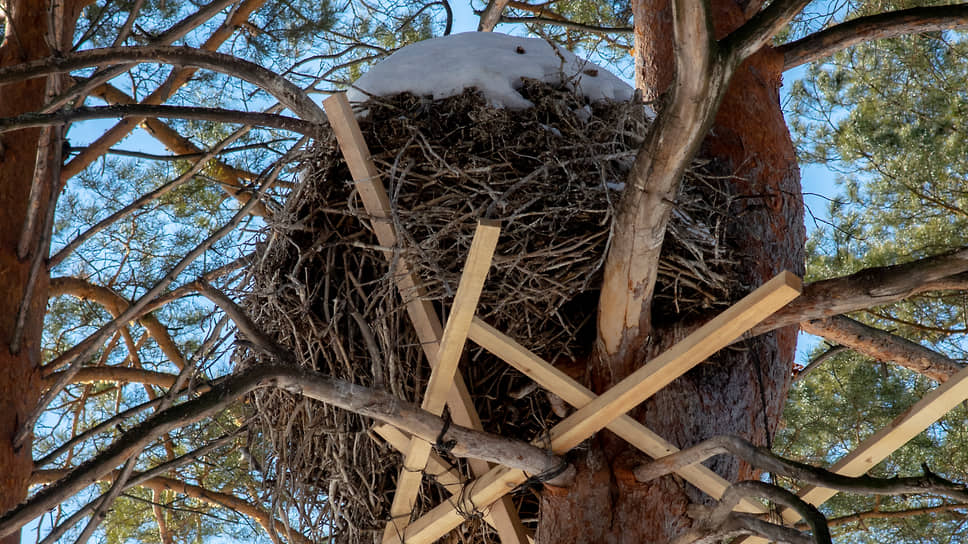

{"left": 536, "top": 1, "right": 805, "bottom": 541}
{"left": 0, "top": 3, "right": 84, "bottom": 542}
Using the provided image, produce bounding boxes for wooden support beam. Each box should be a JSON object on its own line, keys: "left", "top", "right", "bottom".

{"left": 467, "top": 317, "right": 767, "bottom": 514}
{"left": 373, "top": 424, "right": 536, "bottom": 544}
{"left": 322, "top": 93, "right": 530, "bottom": 544}
{"left": 386, "top": 271, "right": 802, "bottom": 544}
{"left": 386, "top": 221, "right": 501, "bottom": 539}
{"left": 740, "top": 359, "right": 968, "bottom": 543}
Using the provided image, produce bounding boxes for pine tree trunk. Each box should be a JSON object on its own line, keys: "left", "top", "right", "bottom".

{"left": 535, "top": 1, "right": 805, "bottom": 541}
{"left": 0, "top": 3, "right": 84, "bottom": 542}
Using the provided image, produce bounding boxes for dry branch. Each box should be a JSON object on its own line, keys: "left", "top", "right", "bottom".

{"left": 1, "top": 366, "right": 573, "bottom": 539}
{"left": 800, "top": 316, "right": 963, "bottom": 383}
{"left": 751, "top": 249, "right": 968, "bottom": 336}
{"left": 0, "top": 46, "right": 325, "bottom": 123}
{"left": 0, "top": 105, "right": 318, "bottom": 136}
{"left": 633, "top": 435, "right": 968, "bottom": 503}
{"left": 779, "top": 4, "right": 968, "bottom": 70}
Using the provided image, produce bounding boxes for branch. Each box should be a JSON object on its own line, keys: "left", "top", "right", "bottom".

{"left": 478, "top": 0, "right": 510, "bottom": 31}
{"left": 498, "top": 16, "right": 632, "bottom": 34}
{"left": 598, "top": 0, "right": 727, "bottom": 355}
{"left": 793, "top": 344, "right": 847, "bottom": 383}
{"left": 820, "top": 502, "right": 968, "bottom": 528}
{"left": 0, "top": 366, "right": 573, "bottom": 537}
{"left": 0, "top": 46, "right": 326, "bottom": 122}
{"left": 779, "top": 4, "right": 968, "bottom": 70}
{"left": 49, "top": 276, "right": 189, "bottom": 371}
{"left": 750, "top": 248, "right": 968, "bottom": 336}
{"left": 676, "top": 481, "right": 827, "bottom": 544}
{"left": 45, "top": 366, "right": 206, "bottom": 391}
{"left": 633, "top": 435, "right": 968, "bottom": 503}
{"left": 0, "top": 105, "right": 318, "bottom": 136}
{"left": 800, "top": 316, "right": 963, "bottom": 383}
{"left": 722, "top": 0, "right": 811, "bottom": 62}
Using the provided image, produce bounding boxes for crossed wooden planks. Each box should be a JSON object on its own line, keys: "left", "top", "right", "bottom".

{"left": 324, "top": 93, "right": 531, "bottom": 544}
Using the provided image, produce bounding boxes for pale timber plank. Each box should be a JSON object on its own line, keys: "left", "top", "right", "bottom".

{"left": 323, "top": 93, "right": 530, "bottom": 544}
{"left": 386, "top": 221, "right": 501, "bottom": 538}
{"left": 385, "top": 271, "right": 802, "bottom": 544}
{"left": 740, "top": 360, "right": 968, "bottom": 544}
{"left": 467, "top": 317, "right": 767, "bottom": 515}
{"left": 374, "top": 425, "right": 536, "bottom": 544}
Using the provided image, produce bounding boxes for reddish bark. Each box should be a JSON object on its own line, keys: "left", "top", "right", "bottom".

{"left": 0, "top": 2, "right": 85, "bottom": 541}
{"left": 537, "top": 0, "right": 805, "bottom": 542}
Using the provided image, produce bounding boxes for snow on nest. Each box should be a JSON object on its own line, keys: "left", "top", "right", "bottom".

{"left": 346, "top": 32, "right": 634, "bottom": 109}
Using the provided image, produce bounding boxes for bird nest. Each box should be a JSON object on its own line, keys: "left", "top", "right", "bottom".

{"left": 237, "top": 81, "right": 740, "bottom": 543}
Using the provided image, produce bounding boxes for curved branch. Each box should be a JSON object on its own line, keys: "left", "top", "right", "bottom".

{"left": 498, "top": 16, "right": 633, "bottom": 34}
{"left": 0, "top": 46, "right": 326, "bottom": 122}
{"left": 0, "top": 366, "right": 572, "bottom": 538}
{"left": 598, "top": 0, "right": 727, "bottom": 355}
{"left": 633, "top": 435, "right": 968, "bottom": 503}
{"left": 722, "top": 0, "right": 811, "bottom": 62}
{"left": 0, "top": 105, "right": 318, "bottom": 136}
{"left": 779, "top": 4, "right": 968, "bottom": 70}
{"left": 750, "top": 248, "right": 968, "bottom": 336}
{"left": 800, "top": 316, "right": 964, "bottom": 383}
{"left": 49, "top": 276, "right": 189, "bottom": 371}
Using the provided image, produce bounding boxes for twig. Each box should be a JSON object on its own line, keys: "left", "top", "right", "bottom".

{"left": 498, "top": 15, "right": 632, "bottom": 34}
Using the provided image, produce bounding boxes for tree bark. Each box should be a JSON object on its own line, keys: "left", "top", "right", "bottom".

{"left": 0, "top": 2, "right": 85, "bottom": 542}
{"left": 536, "top": 0, "right": 805, "bottom": 541}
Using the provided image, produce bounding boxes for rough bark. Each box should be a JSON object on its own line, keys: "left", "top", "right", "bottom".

{"left": 0, "top": 1, "right": 85, "bottom": 542}
{"left": 536, "top": 0, "right": 805, "bottom": 542}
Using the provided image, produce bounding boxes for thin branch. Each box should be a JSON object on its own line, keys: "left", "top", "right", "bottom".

{"left": 751, "top": 249, "right": 968, "bottom": 336}
{"left": 46, "top": 366, "right": 211, "bottom": 393}
{"left": 0, "top": 46, "right": 326, "bottom": 122}
{"left": 16, "top": 162, "right": 274, "bottom": 448}
{"left": 779, "top": 4, "right": 968, "bottom": 70}
{"left": 62, "top": 0, "right": 268, "bottom": 179}
{"left": 676, "top": 481, "right": 828, "bottom": 544}
{"left": 497, "top": 16, "right": 632, "bottom": 34}
{"left": 48, "top": 276, "right": 189, "bottom": 371}
{"left": 634, "top": 435, "right": 968, "bottom": 503}
{"left": 0, "top": 105, "right": 319, "bottom": 136}
{"left": 1, "top": 366, "right": 573, "bottom": 538}
{"left": 800, "top": 316, "right": 964, "bottom": 383}
{"left": 819, "top": 503, "right": 968, "bottom": 528}
{"left": 794, "top": 344, "right": 847, "bottom": 383}
{"left": 46, "top": 0, "right": 241, "bottom": 112}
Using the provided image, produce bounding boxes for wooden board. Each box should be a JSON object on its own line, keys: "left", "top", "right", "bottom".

{"left": 467, "top": 317, "right": 767, "bottom": 514}
{"left": 386, "top": 221, "right": 501, "bottom": 538}
{"left": 384, "top": 271, "right": 802, "bottom": 544}
{"left": 322, "top": 93, "right": 530, "bottom": 544}
{"left": 740, "top": 359, "right": 968, "bottom": 543}
{"left": 373, "top": 425, "right": 535, "bottom": 544}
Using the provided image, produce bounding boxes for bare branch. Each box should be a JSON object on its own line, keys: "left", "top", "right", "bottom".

{"left": 0, "top": 46, "right": 326, "bottom": 122}
{"left": 634, "top": 435, "right": 968, "bottom": 503}
{"left": 1, "top": 366, "right": 573, "bottom": 538}
{"left": 779, "top": 4, "right": 968, "bottom": 71}
{"left": 0, "top": 105, "right": 319, "bottom": 136}
{"left": 676, "top": 481, "right": 828, "bottom": 544}
{"left": 478, "top": 0, "right": 510, "bottom": 31}
{"left": 794, "top": 344, "right": 847, "bottom": 383}
{"left": 801, "top": 316, "right": 964, "bottom": 383}
{"left": 750, "top": 248, "right": 968, "bottom": 336}
{"left": 497, "top": 16, "right": 632, "bottom": 34}
{"left": 599, "top": 0, "right": 727, "bottom": 355}
{"left": 721, "top": 0, "right": 811, "bottom": 62}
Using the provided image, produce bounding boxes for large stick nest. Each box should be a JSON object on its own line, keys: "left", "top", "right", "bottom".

{"left": 238, "top": 81, "right": 740, "bottom": 543}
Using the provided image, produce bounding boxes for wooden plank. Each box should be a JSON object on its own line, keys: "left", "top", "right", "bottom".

{"left": 467, "top": 317, "right": 767, "bottom": 515}
{"left": 740, "top": 360, "right": 968, "bottom": 543}
{"left": 385, "top": 271, "right": 802, "bottom": 544}
{"left": 322, "top": 93, "right": 530, "bottom": 544}
{"left": 386, "top": 221, "right": 501, "bottom": 538}
{"left": 373, "top": 425, "right": 536, "bottom": 544}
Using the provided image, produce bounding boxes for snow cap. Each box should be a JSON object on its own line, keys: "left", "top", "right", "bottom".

{"left": 346, "top": 32, "right": 634, "bottom": 109}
